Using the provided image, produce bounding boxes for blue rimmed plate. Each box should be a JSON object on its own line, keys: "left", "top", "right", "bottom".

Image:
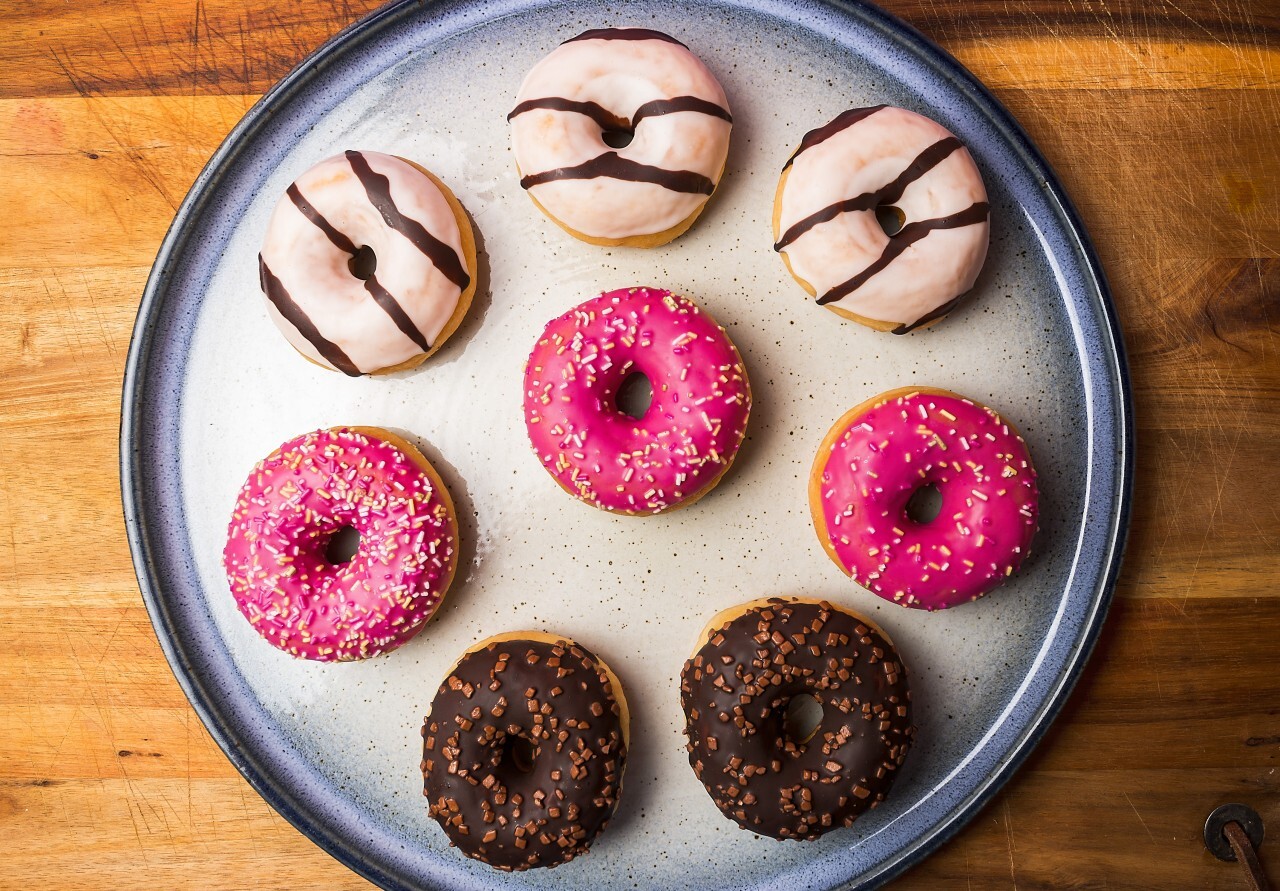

{"left": 121, "top": 1, "right": 1132, "bottom": 888}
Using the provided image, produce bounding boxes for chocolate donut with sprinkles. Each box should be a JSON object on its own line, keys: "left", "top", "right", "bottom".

{"left": 811, "top": 387, "right": 1039, "bottom": 610}
{"left": 509, "top": 28, "right": 732, "bottom": 247}
{"left": 422, "top": 632, "right": 629, "bottom": 871}
{"left": 680, "top": 597, "right": 914, "bottom": 840}
{"left": 523, "top": 286, "right": 751, "bottom": 514}
{"left": 259, "top": 150, "right": 477, "bottom": 375}
{"left": 222, "top": 427, "right": 458, "bottom": 661}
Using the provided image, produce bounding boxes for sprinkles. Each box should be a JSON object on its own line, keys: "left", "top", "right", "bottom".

{"left": 222, "top": 427, "right": 458, "bottom": 661}
{"left": 523, "top": 288, "right": 751, "bottom": 514}
{"left": 809, "top": 388, "right": 1039, "bottom": 610}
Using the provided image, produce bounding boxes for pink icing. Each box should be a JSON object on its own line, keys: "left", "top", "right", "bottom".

{"left": 814, "top": 390, "right": 1038, "bottom": 610}
{"left": 223, "top": 428, "right": 457, "bottom": 661}
{"left": 524, "top": 287, "right": 751, "bottom": 514}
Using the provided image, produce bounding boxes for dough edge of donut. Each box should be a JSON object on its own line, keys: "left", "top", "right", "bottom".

{"left": 807, "top": 386, "right": 1034, "bottom": 598}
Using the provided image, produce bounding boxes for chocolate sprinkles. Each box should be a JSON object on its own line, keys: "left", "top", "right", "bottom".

{"left": 816, "top": 201, "right": 990, "bottom": 306}
{"left": 344, "top": 150, "right": 471, "bottom": 292}
{"left": 258, "top": 254, "right": 361, "bottom": 377}
{"left": 520, "top": 152, "right": 716, "bottom": 194}
{"left": 774, "top": 137, "right": 963, "bottom": 250}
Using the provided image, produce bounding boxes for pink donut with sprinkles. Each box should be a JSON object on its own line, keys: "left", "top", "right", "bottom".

{"left": 523, "top": 287, "right": 751, "bottom": 515}
{"left": 810, "top": 387, "right": 1038, "bottom": 610}
{"left": 223, "top": 427, "right": 459, "bottom": 660}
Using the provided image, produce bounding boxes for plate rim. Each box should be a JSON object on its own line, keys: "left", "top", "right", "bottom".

{"left": 119, "top": 1, "right": 1134, "bottom": 888}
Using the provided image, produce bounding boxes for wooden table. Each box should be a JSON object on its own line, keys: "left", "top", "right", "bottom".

{"left": 3, "top": 1, "right": 1277, "bottom": 887}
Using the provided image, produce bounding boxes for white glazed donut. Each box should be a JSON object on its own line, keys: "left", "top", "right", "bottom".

{"left": 258, "top": 150, "right": 477, "bottom": 375}
{"left": 773, "top": 106, "right": 990, "bottom": 333}
{"left": 508, "top": 28, "right": 732, "bottom": 247}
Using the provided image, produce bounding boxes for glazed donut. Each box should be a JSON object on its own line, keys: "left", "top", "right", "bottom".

{"left": 810, "top": 387, "right": 1039, "bottom": 610}
{"left": 508, "top": 28, "right": 732, "bottom": 247}
{"left": 773, "top": 106, "right": 989, "bottom": 333}
{"left": 523, "top": 286, "right": 751, "bottom": 514}
{"left": 223, "top": 427, "right": 458, "bottom": 660}
{"left": 680, "top": 597, "right": 913, "bottom": 840}
{"left": 259, "top": 150, "right": 477, "bottom": 375}
{"left": 421, "top": 631, "right": 629, "bottom": 871}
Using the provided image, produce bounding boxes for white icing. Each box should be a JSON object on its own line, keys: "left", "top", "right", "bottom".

{"left": 777, "top": 106, "right": 989, "bottom": 326}
{"left": 510, "top": 34, "right": 732, "bottom": 240}
{"left": 260, "top": 151, "right": 467, "bottom": 373}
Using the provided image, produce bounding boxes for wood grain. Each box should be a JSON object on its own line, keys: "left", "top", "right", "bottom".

{"left": 1, "top": 0, "right": 1277, "bottom": 888}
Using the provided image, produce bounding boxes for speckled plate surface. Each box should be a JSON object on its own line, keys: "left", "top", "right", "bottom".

{"left": 120, "top": 1, "right": 1132, "bottom": 888}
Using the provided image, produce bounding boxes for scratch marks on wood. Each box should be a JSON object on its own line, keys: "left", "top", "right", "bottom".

{"left": 1122, "top": 791, "right": 1158, "bottom": 843}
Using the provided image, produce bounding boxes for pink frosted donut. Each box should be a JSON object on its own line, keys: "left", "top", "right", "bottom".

{"left": 223, "top": 427, "right": 459, "bottom": 660}
{"left": 523, "top": 287, "right": 751, "bottom": 515}
{"left": 810, "top": 388, "right": 1038, "bottom": 610}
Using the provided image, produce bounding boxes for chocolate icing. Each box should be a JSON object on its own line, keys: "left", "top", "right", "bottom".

{"left": 816, "top": 201, "right": 990, "bottom": 306}
{"left": 344, "top": 150, "right": 471, "bottom": 291}
{"left": 774, "top": 137, "right": 963, "bottom": 250}
{"left": 287, "top": 183, "right": 358, "bottom": 255}
{"left": 364, "top": 275, "right": 432, "bottom": 353}
{"left": 680, "top": 599, "right": 913, "bottom": 840}
{"left": 781, "top": 105, "right": 887, "bottom": 171}
{"left": 422, "top": 637, "right": 627, "bottom": 871}
{"left": 564, "top": 27, "right": 686, "bottom": 46}
{"left": 258, "top": 255, "right": 360, "bottom": 376}
{"left": 508, "top": 95, "right": 731, "bottom": 129}
{"left": 519, "top": 152, "right": 716, "bottom": 194}
{"left": 890, "top": 293, "right": 966, "bottom": 334}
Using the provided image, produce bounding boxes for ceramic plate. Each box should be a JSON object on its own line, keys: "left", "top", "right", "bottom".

{"left": 121, "top": 0, "right": 1132, "bottom": 888}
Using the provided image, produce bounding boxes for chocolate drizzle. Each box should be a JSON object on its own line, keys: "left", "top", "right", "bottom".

{"left": 816, "top": 201, "right": 990, "bottom": 306}
{"left": 890, "top": 292, "right": 967, "bottom": 334}
{"left": 422, "top": 638, "right": 626, "bottom": 871}
{"left": 520, "top": 152, "right": 715, "bottom": 194}
{"left": 774, "top": 137, "right": 963, "bottom": 250}
{"left": 782, "top": 105, "right": 887, "bottom": 171}
{"left": 364, "top": 276, "right": 432, "bottom": 353}
{"left": 287, "top": 183, "right": 358, "bottom": 254}
{"left": 508, "top": 95, "right": 731, "bottom": 128}
{"left": 258, "top": 254, "right": 361, "bottom": 376}
{"left": 563, "top": 27, "right": 686, "bottom": 46}
{"left": 680, "top": 599, "right": 913, "bottom": 840}
{"left": 344, "top": 150, "right": 471, "bottom": 291}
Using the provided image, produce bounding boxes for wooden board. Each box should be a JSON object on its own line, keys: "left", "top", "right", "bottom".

{"left": 1, "top": 1, "right": 1277, "bottom": 888}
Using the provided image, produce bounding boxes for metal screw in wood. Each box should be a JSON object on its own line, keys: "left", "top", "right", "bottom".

{"left": 1205, "top": 803, "right": 1269, "bottom": 891}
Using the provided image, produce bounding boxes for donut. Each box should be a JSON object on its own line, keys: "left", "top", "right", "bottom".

{"left": 421, "top": 631, "right": 629, "bottom": 871}
{"left": 523, "top": 286, "right": 751, "bottom": 515}
{"left": 508, "top": 28, "right": 732, "bottom": 247}
{"left": 810, "top": 387, "right": 1039, "bottom": 610}
{"left": 773, "top": 106, "right": 990, "bottom": 333}
{"left": 680, "top": 597, "right": 913, "bottom": 840}
{"left": 222, "top": 426, "right": 459, "bottom": 660}
{"left": 258, "top": 150, "right": 477, "bottom": 375}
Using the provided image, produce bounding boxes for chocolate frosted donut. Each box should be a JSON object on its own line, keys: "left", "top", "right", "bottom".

{"left": 421, "top": 632, "right": 629, "bottom": 871}
{"left": 680, "top": 598, "right": 913, "bottom": 840}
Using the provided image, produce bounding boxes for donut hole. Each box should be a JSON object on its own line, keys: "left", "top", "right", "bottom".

{"left": 615, "top": 371, "right": 653, "bottom": 420}
{"left": 601, "top": 128, "right": 635, "bottom": 149}
{"left": 500, "top": 734, "right": 537, "bottom": 775}
{"left": 348, "top": 245, "right": 377, "bottom": 280}
{"left": 906, "top": 483, "right": 943, "bottom": 525}
{"left": 324, "top": 524, "right": 361, "bottom": 565}
{"left": 783, "top": 693, "right": 824, "bottom": 747}
{"left": 876, "top": 205, "right": 906, "bottom": 237}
